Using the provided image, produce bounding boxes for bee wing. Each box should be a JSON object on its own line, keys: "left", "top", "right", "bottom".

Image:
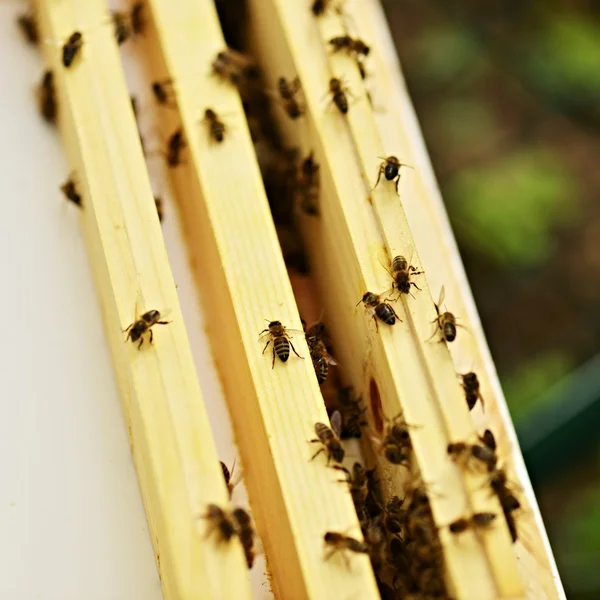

{"left": 326, "top": 352, "right": 339, "bottom": 366}
{"left": 438, "top": 285, "right": 446, "bottom": 308}
{"left": 330, "top": 410, "right": 343, "bottom": 438}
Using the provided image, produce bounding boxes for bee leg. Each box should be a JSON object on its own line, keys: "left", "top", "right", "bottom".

{"left": 288, "top": 339, "right": 303, "bottom": 359}
{"left": 123, "top": 323, "right": 133, "bottom": 333}
{"left": 262, "top": 340, "right": 271, "bottom": 355}
{"left": 324, "top": 547, "right": 337, "bottom": 562}
{"left": 137, "top": 336, "right": 144, "bottom": 349}
{"left": 410, "top": 281, "right": 422, "bottom": 292}
{"left": 272, "top": 345, "right": 276, "bottom": 369}
{"left": 310, "top": 447, "right": 324, "bottom": 461}
{"left": 394, "top": 175, "right": 401, "bottom": 195}
{"left": 372, "top": 165, "right": 384, "bottom": 191}
{"left": 157, "top": 320, "right": 171, "bottom": 325}
{"left": 149, "top": 329, "right": 154, "bottom": 344}
{"left": 372, "top": 315, "right": 379, "bottom": 332}
{"left": 390, "top": 304, "right": 401, "bottom": 320}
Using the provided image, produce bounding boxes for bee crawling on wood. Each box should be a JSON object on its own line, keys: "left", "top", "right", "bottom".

{"left": 296, "top": 152, "right": 320, "bottom": 216}
{"left": 62, "top": 31, "right": 84, "bottom": 68}
{"left": 259, "top": 320, "right": 303, "bottom": 367}
{"left": 373, "top": 155, "right": 411, "bottom": 194}
{"left": 327, "top": 77, "right": 351, "bottom": 114}
{"left": 38, "top": 70, "right": 57, "bottom": 124}
{"left": 276, "top": 76, "right": 304, "bottom": 120}
{"left": 166, "top": 128, "right": 186, "bottom": 167}
{"left": 372, "top": 413, "right": 416, "bottom": 466}
{"left": 17, "top": 11, "right": 39, "bottom": 45}
{"left": 336, "top": 387, "right": 367, "bottom": 439}
{"left": 447, "top": 440, "right": 497, "bottom": 472}
{"left": 333, "top": 462, "right": 368, "bottom": 510}
{"left": 430, "top": 286, "right": 464, "bottom": 343}
{"left": 60, "top": 177, "right": 82, "bottom": 208}
{"left": 202, "top": 504, "right": 238, "bottom": 543}
{"left": 303, "top": 319, "right": 337, "bottom": 384}
{"left": 323, "top": 531, "right": 369, "bottom": 566}
{"left": 111, "top": 11, "right": 131, "bottom": 45}
{"left": 123, "top": 306, "right": 172, "bottom": 349}
{"left": 357, "top": 292, "right": 400, "bottom": 332}
{"left": 448, "top": 512, "right": 497, "bottom": 535}
{"left": 211, "top": 48, "right": 257, "bottom": 87}
{"left": 328, "top": 35, "right": 370, "bottom": 57}
{"left": 310, "top": 410, "right": 345, "bottom": 465}
{"left": 461, "top": 371, "right": 484, "bottom": 410}
{"left": 488, "top": 466, "right": 521, "bottom": 543}
{"left": 383, "top": 255, "right": 423, "bottom": 297}
{"left": 202, "top": 108, "right": 227, "bottom": 143}
{"left": 151, "top": 79, "right": 176, "bottom": 107}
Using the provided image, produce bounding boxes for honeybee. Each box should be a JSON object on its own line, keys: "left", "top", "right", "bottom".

{"left": 17, "top": 12, "right": 39, "bottom": 45}
{"left": 62, "top": 31, "right": 83, "bottom": 68}
{"left": 377, "top": 413, "right": 415, "bottom": 466}
{"left": 431, "top": 286, "right": 462, "bottom": 343}
{"left": 203, "top": 108, "right": 227, "bottom": 143}
{"left": 357, "top": 292, "right": 400, "bottom": 331}
{"left": 166, "top": 128, "right": 186, "bottom": 166}
{"left": 232, "top": 508, "right": 255, "bottom": 568}
{"left": 383, "top": 495, "right": 406, "bottom": 534}
{"left": 488, "top": 467, "right": 521, "bottom": 542}
{"left": 212, "top": 48, "right": 257, "bottom": 87}
{"left": 447, "top": 441, "right": 497, "bottom": 472}
{"left": 448, "top": 512, "right": 496, "bottom": 535}
{"left": 324, "top": 531, "right": 369, "bottom": 566}
{"left": 328, "top": 35, "right": 370, "bottom": 57}
{"left": 461, "top": 371, "right": 483, "bottom": 410}
{"left": 333, "top": 462, "right": 368, "bottom": 510}
{"left": 304, "top": 320, "right": 337, "bottom": 384}
{"left": 337, "top": 387, "right": 366, "bottom": 439}
{"left": 296, "top": 152, "right": 320, "bottom": 216}
{"left": 277, "top": 76, "right": 304, "bottom": 119}
{"left": 60, "top": 178, "right": 82, "bottom": 207}
{"left": 259, "top": 320, "right": 303, "bottom": 367}
{"left": 151, "top": 79, "right": 176, "bottom": 107}
{"left": 385, "top": 255, "right": 423, "bottom": 297}
{"left": 373, "top": 156, "right": 411, "bottom": 194}
{"left": 112, "top": 11, "right": 131, "bottom": 45}
{"left": 310, "top": 410, "right": 344, "bottom": 464}
{"left": 131, "top": 2, "right": 146, "bottom": 36}
{"left": 39, "top": 70, "right": 57, "bottom": 124}
{"left": 123, "top": 308, "right": 172, "bottom": 349}
{"left": 328, "top": 78, "right": 350, "bottom": 114}
{"left": 202, "top": 504, "right": 238, "bottom": 543}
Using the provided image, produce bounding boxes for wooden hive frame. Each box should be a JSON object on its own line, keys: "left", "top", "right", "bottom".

{"left": 32, "top": 0, "right": 564, "bottom": 598}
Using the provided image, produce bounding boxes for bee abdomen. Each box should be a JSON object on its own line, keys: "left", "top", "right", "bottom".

{"left": 273, "top": 337, "right": 290, "bottom": 361}
{"left": 313, "top": 356, "right": 329, "bottom": 384}
{"left": 444, "top": 324, "right": 456, "bottom": 342}
{"left": 375, "top": 304, "right": 396, "bottom": 326}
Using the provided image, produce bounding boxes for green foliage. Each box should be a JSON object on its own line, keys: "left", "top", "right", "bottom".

{"left": 526, "top": 14, "right": 600, "bottom": 102}
{"left": 447, "top": 148, "right": 579, "bottom": 267}
{"left": 411, "top": 25, "right": 486, "bottom": 86}
{"left": 432, "top": 98, "right": 498, "bottom": 148}
{"left": 503, "top": 351, "right": 574, "bottom": 424}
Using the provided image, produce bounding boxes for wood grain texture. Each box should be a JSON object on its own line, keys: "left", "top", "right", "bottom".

{"left": 33, "top": 1, "right": 253, "bottom": 599}
{"left": 136, "top": 1, "right": 381, "bottom": 599}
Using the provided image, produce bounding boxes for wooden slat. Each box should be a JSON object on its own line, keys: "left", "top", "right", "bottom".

{"left": 134, "top": 1, "right": 381, "bottom": 599}
{"left": 33, "top": 1, "right": 253, "bottom": 599}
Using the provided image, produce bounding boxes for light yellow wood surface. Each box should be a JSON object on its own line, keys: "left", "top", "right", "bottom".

{"left": 134, "top": 1, "right": 381, "bottom": 599}
{"left": 33, "top": 1, "right": 253, "bottom": 599}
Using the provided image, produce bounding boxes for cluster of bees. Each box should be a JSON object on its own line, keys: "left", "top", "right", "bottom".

{"left": 19, "top": 0, "right": 523, "bottom": 594}
{"left": 23, "top": 3, "right": 165, "bottom": 222}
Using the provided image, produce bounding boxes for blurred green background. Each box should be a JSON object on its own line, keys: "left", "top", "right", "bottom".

{"left": 382, "top": 1, "right": 600, "bottom": 597}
